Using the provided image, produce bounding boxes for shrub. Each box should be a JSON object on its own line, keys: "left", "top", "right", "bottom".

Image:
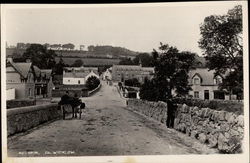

{"left": 173, "top": 97, "right": 243, "bottom": 115}
{"left": 7, "top": 99, "right": 36, "bottom": 109}
{"left": 139, "top": 78, "right": 160, "bottom": 101}
{"left": 86, "top": 76, "right": 100, "bottom": 91}
{"left": 124, "top": 78, "right": 141, "bottom": 87}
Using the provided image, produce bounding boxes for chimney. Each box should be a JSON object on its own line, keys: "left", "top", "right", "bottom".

{"left": 7, "top": 57, "right": 13, "bottom": 63}
{"left": 26, "top": 58, "right": 31, "bottom": 63}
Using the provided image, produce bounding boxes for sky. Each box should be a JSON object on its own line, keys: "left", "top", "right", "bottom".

{"left": 3, "top": 2, "right": 242, "bottom": 55}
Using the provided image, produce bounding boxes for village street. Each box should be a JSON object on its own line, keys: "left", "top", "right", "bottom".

{"left": 8, "top": 81, "right": 217, "bottom": 156}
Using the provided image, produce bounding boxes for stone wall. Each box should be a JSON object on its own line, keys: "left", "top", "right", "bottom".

{"left": 52, "top": 89, "right": 88, "bottom": 97}
{"left": 127, "top": 99, "right": 244, "bottom": 153}
{"left": 173, "top": 98, "right": 243, "bottom": 115}
{"left": 7, "top": 99, "right": 36, "bottom": 109}
{"left": 88, "top": 84, "right": 102, "bottom": 96}
{"left": 127, "top": 99, "right": 168, "bottom": 124}
{"left": 7, "top": 103, "right": 60, "bottom": 136}
{"left": 174, "top": 104, "right": 243, "bottom": 153}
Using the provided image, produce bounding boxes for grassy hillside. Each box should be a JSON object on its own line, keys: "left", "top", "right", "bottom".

{"left": 55, "top": 57, "right": 120, "bottom": 66}
{"left": 6, "top": 45, "right": 138, "bottom": 59}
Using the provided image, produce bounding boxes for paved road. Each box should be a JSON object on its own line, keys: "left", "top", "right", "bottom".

{"left": 8, "top": 82, "right": 217, "bottom": 156}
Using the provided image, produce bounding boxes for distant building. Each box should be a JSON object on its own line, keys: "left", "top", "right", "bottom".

{"left": 112, "top": 65, "right": 154, "bottom": 83}
{"left": 63, "top": 67, "right": 99, "bottom": 85}
{"left": 188, "top": 68, "right": 236, "bottom": 100}
{"left": 80, "top": 45, "right": 85, "bottom": 51}
{"left": 102, "top": 68, "right": 112, "bottom": 80}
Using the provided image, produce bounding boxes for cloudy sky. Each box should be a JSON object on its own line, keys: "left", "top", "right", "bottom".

{"left": 3, "top": 2, "right": 242, "bottom": 54}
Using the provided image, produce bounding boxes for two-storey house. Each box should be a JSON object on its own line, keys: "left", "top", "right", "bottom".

{"left": 6, "top": 58, "right": 35, "bottom": 99}
{"left": 188, "top": 68, "right": 234, "bottom": 100}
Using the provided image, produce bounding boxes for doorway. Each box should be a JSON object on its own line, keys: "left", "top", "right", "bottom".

{"left": 204, "top": 90, "right": 209, "bottom": 100}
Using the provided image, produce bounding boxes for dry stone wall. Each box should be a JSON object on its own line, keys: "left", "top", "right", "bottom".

{"left": 7, "top": 103, "right": 60, "bottom": 136}
{"left": 127, "top": 99, "right": 244, "bottom": 153}
{"left": 174, "top": 104, "right": 244, "bottom": 153}
{"left": 127, "top": 99, "right": 168, "bottom": 124}
{"left": 7, "top": 99, "right": 35, "bottom": 109}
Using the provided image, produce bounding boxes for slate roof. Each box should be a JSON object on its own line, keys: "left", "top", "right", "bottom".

{"left": 64, "top": 72, "right": 89, "bottom": 78}
{"left": 188, "top": 68, "right": 217, "bottom": 85}
{"left": 41, "top": 69, "right": 52, "bottom": 79}
{"left": 33, "top": 66, "right": 41, "bottom": 77}
{"left": 113, "top": 65, "right": 142, "bottom": 71}
{"left": 9, "top": 62, "right": 32, "bottom": 78}
{"left": 64, "top": 67, "right": 98, "bottom": 71}
{"left": 142, "top": 67, "right": 155, "bottom": 72}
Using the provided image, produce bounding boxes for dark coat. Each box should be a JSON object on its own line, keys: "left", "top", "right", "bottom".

{"left": 167, "top": 99, "right": 177, "bottom": 116}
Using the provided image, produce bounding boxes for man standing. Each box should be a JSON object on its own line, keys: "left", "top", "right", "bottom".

{"left": 166, "top": 98, "right": 177, "bottom": 128}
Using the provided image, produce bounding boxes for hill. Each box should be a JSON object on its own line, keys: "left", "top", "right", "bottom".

{"left": 55, "top": 57, "right": 120, "bottom": 67}
{"left": 6, "top": 45, "right": 138, "bottom": 59}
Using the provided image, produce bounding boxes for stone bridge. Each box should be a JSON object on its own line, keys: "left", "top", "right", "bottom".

{"left": 8, "top": 81, "right": 242, "bottom": 157}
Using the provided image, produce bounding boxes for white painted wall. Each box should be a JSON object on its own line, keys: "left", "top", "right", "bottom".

{"left": 63, "top": 77, "right": 85, "bottom": 85}
{"left": 102, "top": 70, "right": 112, "bottom": 80}
{"left": 189, "top": 85, "right": 219, "bottom": 100}
{"left": 63, "top": 71, "right": 99, "bottom": 85}
{"left": 6, "top": 88, "right": 15, "bottom": 100}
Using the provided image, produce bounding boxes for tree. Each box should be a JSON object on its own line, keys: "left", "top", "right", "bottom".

{"left": 139, "top": 78, "right": 161, "bottom": 101}
{"left": 133, "top": 53, "right": 154, "bottom": 67}
{"left": 16, "top": 42, "right": 26, "bottom": 49}
{"left": 124, "top": 78, "right": 141, "bottom": 87}
{"left": 86, "top": 76, "right": 100, "bottom": 90}
{"left": 88, "top": 45, "right": 95, "bottom": 52}
{"left": 80, "top": 45, "right": 85, "bottom": 51}
{"left": 199, "top": 5, "right": 243, "bottom": 99}
{"left": 140, "top": 43, "right": 195, "bottom": 101}
{"left": 43, "top": 43, "right": 50, "bottom": 49}
{"left": 53, "top": 56, "right": 66, "bottom": 75}
{"left": 71, "top": 59, "right": 84, "bottom": 67}
{"left": 119, "top": 58, "right": 135, "bottom": 65}
{"left": 62, "top": 43, "right": 75, "bottom": 50}
{"left": 22, "top": 44, "right": 57, "bottom": 69}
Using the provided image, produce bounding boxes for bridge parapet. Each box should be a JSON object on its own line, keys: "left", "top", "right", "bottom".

{"left": 7, "top": 103, "right": 60, "bottom": 136}
{"left": 127, "top": 99, "right": 244, "bottom": 154}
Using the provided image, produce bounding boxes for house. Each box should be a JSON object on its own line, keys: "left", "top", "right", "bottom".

{"left": 112, "top": 65, "right": 154, "bottom": 83}
{"left": 188, "top": 68, "right": 236, "bottom": 100}
{"left": 102, "top": 67, "right": 112, "bottom": 80}
{"left": 33, "top": 67, "right": 54, "bottom": 98}
{"left": 63, "top": 66, "right": 99, "bottom": 85}
{"left": 6, "top": 58, "right": 35, "bottom": 99}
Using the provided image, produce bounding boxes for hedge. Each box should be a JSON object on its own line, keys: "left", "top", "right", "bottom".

{"left": 173, "top": 98, "right": 243, "bottom": 115}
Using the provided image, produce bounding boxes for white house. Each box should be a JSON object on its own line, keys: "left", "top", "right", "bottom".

{"left": 102, "top": 68, "right": 112, "bottom": 80}
{"left": 63, "top": 67, "right": 99, "bottom": 85}
{"left": 188, "top": 68, "right": 237, "bottom": 100}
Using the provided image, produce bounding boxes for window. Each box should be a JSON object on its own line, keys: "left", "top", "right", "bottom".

{"left": 194, "top": 91, "right": 199, "bottom": 98}
{"left": 194, "top": 78, "right": 200, "bottom": 85}
{"left": 29, "top": 88, "right": 32, "bottom": 96}
{"left": 214, "top": 76, "right": 223, "bottom": 85}
{"left": 78, "top": 80, "right": 81, "bottom": 84}
{"left": 68, "top": 79, "right": 70, "bottom": 82}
